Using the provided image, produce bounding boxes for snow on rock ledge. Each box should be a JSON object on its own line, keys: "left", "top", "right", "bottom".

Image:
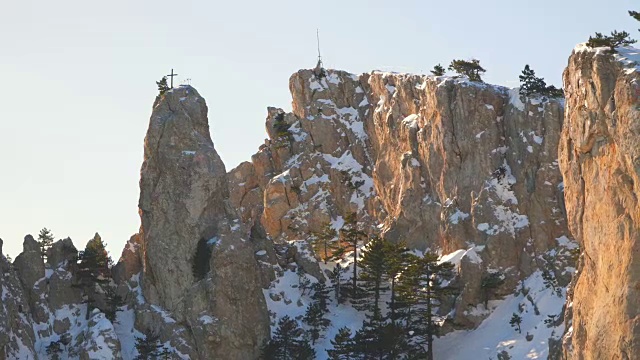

{"left": 229, "top": 66, "right": 572, "bottom": 330}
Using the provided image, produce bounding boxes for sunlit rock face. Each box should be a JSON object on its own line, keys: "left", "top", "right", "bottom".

{"left": 229, "top": 68, "right": 572, "bottom": 326}
{"left": 560, "top": 45, "right": 640, "bottom": 359}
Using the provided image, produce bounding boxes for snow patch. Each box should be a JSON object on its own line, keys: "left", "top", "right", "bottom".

{"left": 509, "top": 88, "right": 526, "bottom": 111}
{"left": 449, "top": 209, "right": 469, "bottom": 224}
{"left": 401, "top": 114, "right": 419, "bottom": 129}
{"left": 434, "top": 271, "right": 567, "bottom": 360}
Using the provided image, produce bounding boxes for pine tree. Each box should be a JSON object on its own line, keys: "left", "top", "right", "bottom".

{"left": 328, "top": 264, "right": 348, "bottom": 304}
{"left": 384, "top": 241, "right": 410, "bottom": 323}
{"left": 448, "top": 59, "right": 486, "bottom": 82}
{"left": 273, "top": 112, "right": 291, "bottom": 138}
{"left": 327, "top": 327, "right": 357, "bottom": 360}
{"left": 519, "top": 65, "right": 547, "bottom": 96}
{"left": 497, "top": 350, "right": 513, "bottom": 360}
{"left": 631, "top": 10, "right": 640, "bottom": 32}
{"left": 74, "top": 233, "right": 112, "bottom": 315}
{"left": 395, "top": 254, "right": 421, "bottom": 332}
{"left": 481, "top": 271, "right": 505, "bottom": 307}
{"left": 544, "top": 85, "right": 564, "bottom": 98}
{"left": 354, "top": 238, "right": 414, "bottom": 360}
{"left": 339, "top": 213, "right": 367, "bottom": 300}
{"left": 379, "top": 321, "right": 410, "bottom": 359}
{"left": 297, "top": 267, "right": 312, "bottom": 296}
{"left": 356, "top": 236, "right": 388, "bottom": 315}
{"left": 37, "top": 228, "right": 55, "bottom": 261}
{"left": 586, "top": 31, "right": 636, "bottom": 53}
{"left": 518, "top": 65, "right": 564, "bottom": 98}
{"left": 135, "top": 333, "right": 163, "bottom": 360}
{"left": 311, "top": 222, "right": 338, "bottom": 264}
{"left": 541, "top": 266, "right": 562, "bottom": 297}
{"left": 396, "top": 253, "right": 454, "bottom": 360}
{"left": 430, "top": 64, "right": 445, "bottom": 76}
{"left": 77, "top": 233, "right": 111, "bottom": 284}
{"left": 46, "top": 341, "right": 63, "bottom": 360}
{"left": 510, "top": 313, "right": 522, "bottom": 333}
{"left": 303, "top": 302, "right": 330, "bottom": 345}
{"left": 158, "top": 347, "right": 172, "bottom": 359}
{"left": 156, "top": 76, "right": 169, "bottom": 95}
{"left": 354, "top": 314, "right": 385, "bottom": 359}
{"left": 352, "top": 315, "right": 410, "bottom": 359}
{"left": 310, "top": 282, "right": 331, "bottom": 312}
{"left": 261, "top": 316, "right": 315, "bottom": 360}
{"left": 104, "top": 286, "right": 125, "bottom": 323}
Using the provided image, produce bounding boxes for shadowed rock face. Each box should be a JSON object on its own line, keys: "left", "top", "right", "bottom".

{"left": 0, "top": 238, "right": 38, "bottom": 359}
{"left": 560, "top": 46, "right": 640, "bottom": 359}
{"left": 229, "top": 69, "right": 572, "bottom": 326}
{"left": 137, "top": 85, "right": 269, "bottom": 359}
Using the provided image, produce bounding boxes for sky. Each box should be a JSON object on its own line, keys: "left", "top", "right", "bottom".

{"left": 0, "top": 0, "right": 637, "bottom": 258}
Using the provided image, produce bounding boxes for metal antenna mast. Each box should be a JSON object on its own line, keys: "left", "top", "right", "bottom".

{"left": 316, "top": 29, "right": 323, "bottom": 68}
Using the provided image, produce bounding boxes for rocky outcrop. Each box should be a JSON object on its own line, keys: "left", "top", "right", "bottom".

{"left": 112, "top": 234, "right": 142, "bottom": 285}
{"left": 45, "top": 238, "right": 83, "bottom": 311}
{"left": 0, "top": 235, "right": 128, "bottom": 359}
{"left": 0, "top": 59, "right": 593, "bottom": 359}
{"left": 560, "top": 45, "right": 640, "bottom": 359}
{"left": 0, "top": 238, "right": 38, "bottom": 359}
{"left": 136, "top": 85, "right": 269, "bottom": 358}
{"left": 229, "top": 68, "right": 573, "bottom": 326}
{"left": 0, "top": 86, "right": 272, "bottom": 359}
{"left": 13, "top": 235, "right": 45, "bottom": 311}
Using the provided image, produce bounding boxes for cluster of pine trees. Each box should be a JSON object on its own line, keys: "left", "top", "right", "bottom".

{"left": 35, "top": 229, "right": 126, "bottom": 356}
{"left": 586, "top": 10, "right": 640, "bottom": 53}
{"left": 426, "top": 8, "right": 640, "bottom": 90}
{"left": 429, "top": 61, "right": 564, "bottom": 98}
{"left": 134, "top": 333, "right": 173, "bottom": 360}
{"left": 73, "top": 234, "right": 125, "bottom": 323}
{"left": 430, "top": 59, "right": 486, "bottom": 82}
{"left": 262, "top": 216, "right": 456, "bottom": 360}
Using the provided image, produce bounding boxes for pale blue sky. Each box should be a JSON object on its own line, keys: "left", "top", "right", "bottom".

{"left": 1, "top": 0, "right": 636, "bottom": 258}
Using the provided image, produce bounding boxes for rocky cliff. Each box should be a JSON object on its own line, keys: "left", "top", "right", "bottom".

{"left": 0, "top": 235, "right": 123, "bottom": 359}
{"left": 133, "top": 85, "right": 270, "bottom": 359}
{"left": 0, "top": 86, "right": 271, "bottom": 359}
{"left": 560, "top": 45, "right": 640, "bottom": 359}
{"left": 229, "top": 67, "right": 575, "bottom": 328}
{"left": 7, "top": 46, "right": 635, "bottom": 359}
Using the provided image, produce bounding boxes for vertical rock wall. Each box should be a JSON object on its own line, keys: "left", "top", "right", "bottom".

{"left": 229, "top": 68, "right": 573, "bottom": 326}
{"left": 137, "top": 86, "right": 269, "bottom": 359}
{"left": 560, "top": 45, "right": 640, "bottom": 359}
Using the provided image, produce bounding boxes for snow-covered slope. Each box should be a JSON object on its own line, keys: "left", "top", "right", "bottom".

{"left": 262, "top": 238, "right": 574, "bottom": 359}
{"left": 434, "top": 271, "right": 566, "bottom": 360}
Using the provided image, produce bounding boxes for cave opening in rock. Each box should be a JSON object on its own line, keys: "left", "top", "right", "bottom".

{"left": 192, "top": 237, "right": 212, "bottom": 281}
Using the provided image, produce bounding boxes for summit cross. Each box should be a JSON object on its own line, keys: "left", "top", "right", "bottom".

{"left": 167, "top": 69, "right": 178, "bottom": 88}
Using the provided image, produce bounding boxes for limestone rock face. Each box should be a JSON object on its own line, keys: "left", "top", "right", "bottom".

{"left": 112, "top": 233, "right": 142, "bottom": 285}
{"left": 559, "top": 46, "right": 640, "bottom": 359}
{"left": 0, "top": 239, "right": 38, "bottom": 359}
{"left": 229, "top": 69, "right": 572, "bottom": 324}
{"left": 137, "top": 85, "right": 269, "bottom": 358}
{"left": 138, "top": 86, "right": 226, "bottom": 307}
{"left": 0, "top": 235, "right": 125, "bottom": 359}
{"left": 13, "top": 235, "right": 45, "bottom": 313}
{"left": 46, "top": 237, "right": 78, "bottom": 268}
